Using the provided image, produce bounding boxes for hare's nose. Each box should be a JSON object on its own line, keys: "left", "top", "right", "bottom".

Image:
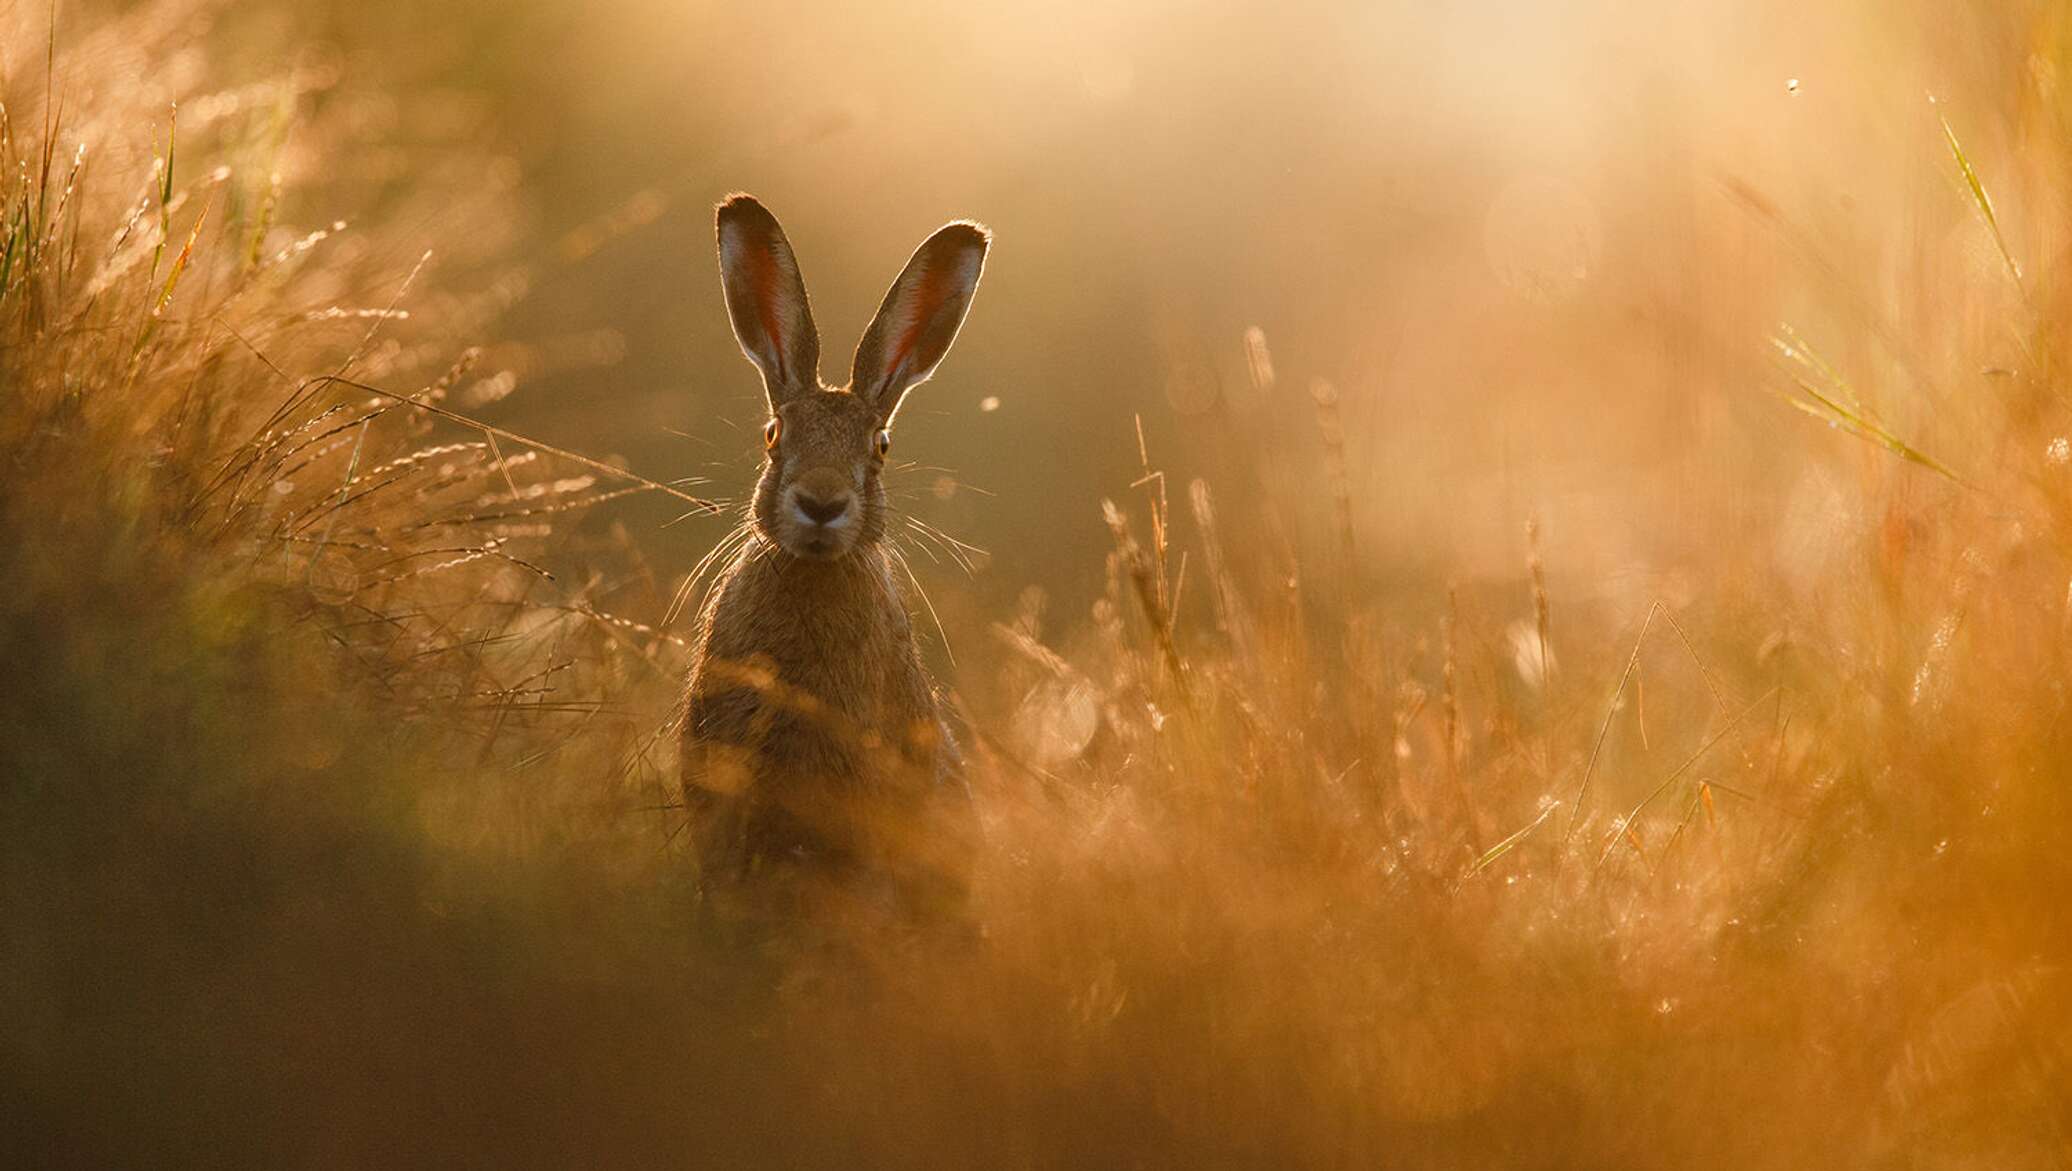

{"left": 794, "top": 491, "right": 853, "bottom": 526}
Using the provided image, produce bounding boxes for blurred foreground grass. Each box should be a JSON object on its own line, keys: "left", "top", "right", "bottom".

{"left": 4, "top": 1, "right": 2071, "bottom": 1166}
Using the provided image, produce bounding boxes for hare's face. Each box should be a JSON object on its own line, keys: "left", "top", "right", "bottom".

{"left": 711, "top": 194, "right": 987, "bottom": 563}
{"left": 755, "top": 390, "right": 889, "bottom": 561}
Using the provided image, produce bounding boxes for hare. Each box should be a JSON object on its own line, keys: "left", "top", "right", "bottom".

{"left": 679, "top": 194, "right": 988, "bottom": 908}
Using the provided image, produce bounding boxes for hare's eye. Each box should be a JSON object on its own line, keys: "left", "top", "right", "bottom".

{"left": 762, "top": 417, "right": 782, "bottom": 450}
{"left": 872, "top": 429, "right": 892, "bottom": 459}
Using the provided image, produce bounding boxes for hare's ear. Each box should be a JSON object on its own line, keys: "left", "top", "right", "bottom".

{"left": 716, "top": 194, "right": 821, "bottom": 404}
{"left": 851, "top": 221, "right": 989, "bottom": 420}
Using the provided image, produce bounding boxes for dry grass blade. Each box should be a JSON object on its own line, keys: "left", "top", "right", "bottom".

{"left": 1309, "top": 377, "right": 1357, "bottom": 580}
{"left": 1590, "top": 685, "right": 1781, "bottom": 876}
{"left": 1102, "top": 496, "right": 1191, "bottom": 706}
{"left": 1564, "top": 602, "right": 1662, "bottom": 846}
{"left": 1527, "top": 516, "right": 1554, "bottom": 685}
{"left": 1187, "top": 477, "right": 1255, "bottom": 664}
{"left": 1471, "top": 800, "right": 1560, "bottom": 876}
{"left": 321, "top": 375, "right": 724, "bottom": 513}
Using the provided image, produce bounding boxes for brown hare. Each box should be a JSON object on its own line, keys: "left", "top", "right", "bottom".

{"left": 680, "top": 194, "right": 988, "bottom": 911}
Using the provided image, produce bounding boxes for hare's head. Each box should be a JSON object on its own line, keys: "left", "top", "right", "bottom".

{"left": 714, "top": 195, "right": 988, "bottom": 562}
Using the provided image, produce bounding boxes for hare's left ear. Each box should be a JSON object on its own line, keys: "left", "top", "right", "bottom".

{"left": 851, "top": 221, "right": 989, "bottom": 422}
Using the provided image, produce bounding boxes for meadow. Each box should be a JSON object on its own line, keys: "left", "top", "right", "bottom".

{"left": 3, "top": 0, "right": 2069, "bottom": 1165}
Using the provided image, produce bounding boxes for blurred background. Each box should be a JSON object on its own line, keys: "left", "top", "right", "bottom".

{"left": 206, "top": 0, "right": 2033, "bottom": 618}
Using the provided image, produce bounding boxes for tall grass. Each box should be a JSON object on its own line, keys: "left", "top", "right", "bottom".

{"left": 5, "top": 1, "right": 2071, "bottom": 1167}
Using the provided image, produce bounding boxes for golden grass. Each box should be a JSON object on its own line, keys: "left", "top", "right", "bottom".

{"left": 4, "top": 1, "right": 2071, "bottom": 1166}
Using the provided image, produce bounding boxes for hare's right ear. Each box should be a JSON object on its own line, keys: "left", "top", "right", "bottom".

{"left": 851, "top": 221, "right": 989, "bottom": 422}
{"left": 716, "top": 194, "right": 821, "bottom": 404}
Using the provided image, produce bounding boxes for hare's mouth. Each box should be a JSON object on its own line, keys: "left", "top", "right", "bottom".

{"left": 796, "top": 536, "right": 844, "bottom": 559}
{"left": 780, "top": 529, "right": 854, "bottom": 561}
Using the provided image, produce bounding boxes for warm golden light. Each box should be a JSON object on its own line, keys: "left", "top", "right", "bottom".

{"left": 3, "top": 0, "right": 2068, "bottom": 1165}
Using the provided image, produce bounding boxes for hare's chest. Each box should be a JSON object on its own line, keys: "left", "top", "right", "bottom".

{"left": 765, "top": 608, "right": 903, "bottom": 723}
{"left": 690, "top": 557, "right": 920, "bottom": 742}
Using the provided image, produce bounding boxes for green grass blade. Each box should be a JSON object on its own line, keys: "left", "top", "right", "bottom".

{"left": 1772, "top": 326, "right": 1969, "bottom": 487}
{"left": 1937, "top": 104, "right": 2027, "bottom": 302}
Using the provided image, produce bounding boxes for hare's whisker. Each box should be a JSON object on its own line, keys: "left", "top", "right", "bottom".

{"left": 667, "top": 517, "right": 757, "bottom": 628}
{"left": 896, "top": 513, "right": 981, "bottom": 577}
{"left": 888, "top": 543, "right": 955, "bottom": 671}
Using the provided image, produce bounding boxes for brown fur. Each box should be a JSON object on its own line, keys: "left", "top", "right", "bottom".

{"left": 681, "top": 195, "right": 988, "bottom": 906}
